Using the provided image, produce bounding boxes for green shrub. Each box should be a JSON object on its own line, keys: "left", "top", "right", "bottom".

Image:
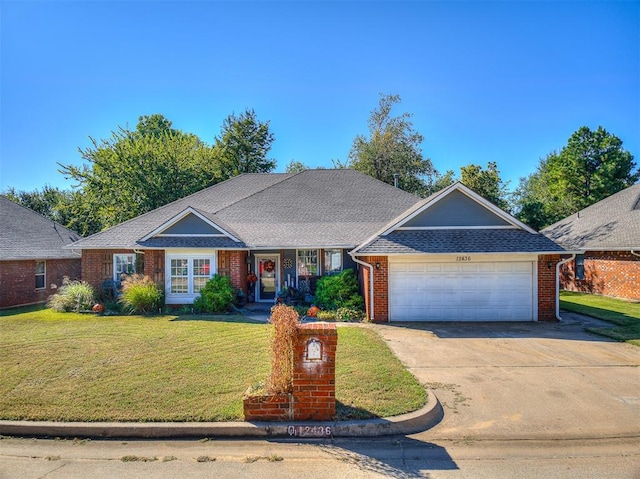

{"left": 193, "top": 275, "right": 236, "bottom": 313}
{"left": 336, "top": 307, "right": 365, "bottom": 322}
{"left": 314, "top": 269, "right": 364, "bottom": 311}
{"left": 47, "top": 278, "right": 95, "bottom": 312}
{"left": 119, "top": 274, "right": 163, "bottom": 315}
{"left": 316, "top": 310, "right": 336, "bottom": 321}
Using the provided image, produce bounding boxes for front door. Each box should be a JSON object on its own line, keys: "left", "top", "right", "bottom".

{"left": 256, "top": 255, "right": 279, "bottom": 302}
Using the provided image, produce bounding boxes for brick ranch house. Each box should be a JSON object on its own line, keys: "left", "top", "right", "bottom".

{"left": 542, "top": 183, "right": 640, "bottom": 301}
{"left": 0, "top": 195, "right": 81, "bottom": 308}
{"left": 68, "top": 169, "right": 567, "bottom": 321}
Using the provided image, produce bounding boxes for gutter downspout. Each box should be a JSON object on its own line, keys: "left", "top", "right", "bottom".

{"left": 630, "top": 250, "right": 640, "bottom": 259}
{"left": 555, "top": 254, "right": 576, "bottom": 321}
{"left": 349, "top": 254, "right": 375, "bottom": 322}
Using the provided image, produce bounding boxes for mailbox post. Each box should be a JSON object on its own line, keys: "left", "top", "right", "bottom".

{"left": 292, "top": 322, "right": 337, "bottom": 421}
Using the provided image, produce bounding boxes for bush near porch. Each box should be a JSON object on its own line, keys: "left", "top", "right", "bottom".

{"left": 0, "top": 308, "right": 426, "bottom": 421}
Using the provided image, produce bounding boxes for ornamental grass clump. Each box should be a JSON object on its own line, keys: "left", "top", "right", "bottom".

{"left": 119, "top": 274, "right": 163, "bottom": 315}
{"left": 47, "top": 278, "right": 95, "bottom": 312}
{"left": 267, "top": 304, "right": 299, "bottom": 394}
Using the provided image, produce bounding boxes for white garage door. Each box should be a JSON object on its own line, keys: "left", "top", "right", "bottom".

{"left": 389, "top": 261, "right": 534, "bottom": 321}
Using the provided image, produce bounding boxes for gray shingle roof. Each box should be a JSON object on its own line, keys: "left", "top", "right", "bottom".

{"left": 356, "top": 229, "right": 565, "bottom": 255}
{"left": 0, "top": 195, "right": 81, "bottom": 260}
{"left": 70, "top": 170, "right": 422, "bottom": 250}
{"left": 541, "top": 183, "right": 640, "bottom": 250}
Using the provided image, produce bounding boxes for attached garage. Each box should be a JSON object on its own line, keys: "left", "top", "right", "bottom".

{"left": 388, "top": 257, "right": 536, "bottom": 321}
{"left": 351, "top": 182, "right": 567, "bottom": 322}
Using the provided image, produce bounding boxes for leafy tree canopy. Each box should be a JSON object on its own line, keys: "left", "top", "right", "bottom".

{"left": 285, "top": 160, "right": 309, "bottom": 173}
{"left": 514, "top": 126, "right": 638, "bottom": 230}
{"left": 215, "top": 109, "right": 275, "bottom": 177}
{"left": 58, "top": 114, "right": 218, "bottom": 234}
{"left": 460, "top": 161, "right": 509, "bottom": 210}
{"left": 347, "top": 94, "right": 444, "bottom": 197}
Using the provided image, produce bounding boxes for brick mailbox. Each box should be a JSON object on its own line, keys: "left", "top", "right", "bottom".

{"left": 243, "top": 322, "right": 337, "bottom": 422}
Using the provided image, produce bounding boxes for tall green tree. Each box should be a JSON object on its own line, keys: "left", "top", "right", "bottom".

{"left": 460, "top": 161, "right": 509, "bottom": 210}
{"left": 215, "top": 109, "right": 276, "bottom": 177}
{"left": 3, "top": 185, "right": 71, "bottom": 224}
{"left": 347, "top": 94, "right": 438, "bottom": 196}
{"left": 514, "top": 126, "right": 638, "bottom": 230}
{"left": 285, "top": 160, "right": 308, "bottom": 173}
{"left": 59, "top": 114, "right": 219, "bottom": 234}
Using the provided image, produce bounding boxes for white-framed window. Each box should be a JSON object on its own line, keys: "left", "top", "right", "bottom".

{"left": 114, "top": 254, "right": 136, "bottom": 282}
{"left": 35, "top": 261, "right": 46, "bottom": 290}
{"left": 324, "top": 249, "right": 343, "bottom": 275}
{"left": 166, "top": 252, "right": 215, "bottom": 303}
{"left": 297, "top": 249, "right": 319, "bottom": 276}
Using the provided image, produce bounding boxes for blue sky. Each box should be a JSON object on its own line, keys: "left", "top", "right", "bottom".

{"left": 1, "top": 1, "right": 638, "bottom": 193}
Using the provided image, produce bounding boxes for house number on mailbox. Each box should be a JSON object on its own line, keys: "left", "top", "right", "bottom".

{"left": 306, "top": 339, "right": 322, "bottom": 360}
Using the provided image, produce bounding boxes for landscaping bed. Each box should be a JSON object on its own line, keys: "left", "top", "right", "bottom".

{"left": 0, "top": 308, "right": 426, "bottom": 421}
{"left": 560, "top": 291, "right": 640, "bottom": 347}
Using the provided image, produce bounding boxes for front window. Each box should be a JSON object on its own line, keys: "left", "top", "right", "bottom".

{"left": 324, "top": 249, "right": 342, "bottom": 275}
{"left": 35, "top": 261, "right": 45, "bottom": 290}
{"left": 166, "top": 254, "right": 215, "bottom": 302}
{"left": 297, "top": 249, "right": 319, "bottom": 276}
{"left": 114, "top": 254, "right": 136, "bottom": 281}
{"left": 193, "top": 258, "right": 211, "bottom": 293}
{"left": 170, "top": 258, "right": 189, "bottom": 294}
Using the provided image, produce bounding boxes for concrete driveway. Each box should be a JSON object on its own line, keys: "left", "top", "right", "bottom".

{"left": 371, "top": 312, "right": 640, "bottom": 441}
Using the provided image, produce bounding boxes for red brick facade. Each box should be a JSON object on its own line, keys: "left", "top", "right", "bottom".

{"left": 0, "top": 258, "right": 81, "bottom": 309}
{"left": 561, "top": 251, "right": 640, "bottom": 301}
{"left": 358, "top": 256, "right": 388, "bottom": 322}
{"left": 538, "top": 254, "right": 561, "bottom": 321}
{"left": 229, "top": 250, "right": 248, "bottom": 294}
{"left": 82, "top": 249, "right": 247, "bottom": 302}
{"left": 359, "top": 255, "right": 561, "bottom": 322}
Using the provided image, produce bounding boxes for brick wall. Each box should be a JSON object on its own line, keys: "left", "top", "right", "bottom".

{"left": 359, "top": 256, "right": 388, "bottom": 322}
{"left": 292, "top": 323, "right": 337, "bottom": 421}
{"left": 83, "top": 248, "right": 247, "bottom": 301}
{"left": 229, "top": 250, "right": 248, "bottom": 294}
{"left": 143, "top": 250, "right": 165, "bottom": 294}
{"left": 244, "top": 322, "right": 337, "bottom": 422}
{"left": 537, "top": 254, "right": 560, "bottom": 321}
{"left": 0, "top": 258, "right": 81, "bottom": 309}
{"left": 561, "top": 251, "right": 640, "bottom": 301}
{"left": 82, "top": 249, "right": 136, "bottom": 291}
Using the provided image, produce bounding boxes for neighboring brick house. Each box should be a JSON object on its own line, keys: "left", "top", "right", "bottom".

{"left": 69, "top": 170, "right": 566, "bottom": 322}
{"left": 542, "top": 184, "right": 640, "bottom": 301}
{"left": 0, "top": 195, "right": 81, "bottom": 308}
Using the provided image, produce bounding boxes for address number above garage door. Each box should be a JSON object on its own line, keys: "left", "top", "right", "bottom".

{"left": 456, "top": 256, "right": 472, "bottom": 262}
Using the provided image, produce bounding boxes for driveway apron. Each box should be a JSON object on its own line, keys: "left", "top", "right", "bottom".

{"left": 372, "top": 312, "right": 640, "bottom": 441}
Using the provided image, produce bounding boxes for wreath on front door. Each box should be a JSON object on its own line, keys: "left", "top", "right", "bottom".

{"left": 264, "top": 260, "right": 275, "bottom": 272}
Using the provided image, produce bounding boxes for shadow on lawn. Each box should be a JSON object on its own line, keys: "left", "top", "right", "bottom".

{"left": 169, "top": 314, "right": 261, "bottom": 324}
{"left": 0, "top": 304, "right": 48, "bottom": 317}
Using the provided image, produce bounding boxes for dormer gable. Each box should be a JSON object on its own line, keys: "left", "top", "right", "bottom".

{"left": 383, "top": 182, "right": 536, "bottom": 235}
{"left": 140, "top": 207, "right": 240, "bottom": 242}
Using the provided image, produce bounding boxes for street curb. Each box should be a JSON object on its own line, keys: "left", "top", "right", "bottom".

{"left": 0, "top": 391, "right": 442, "bottom": 440}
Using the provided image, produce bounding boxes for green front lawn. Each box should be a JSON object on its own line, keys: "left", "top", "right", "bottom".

{"left": 560, "top": 291, "right": 640, "bottom": 346}
{"left": 0, "top": 309, "right": 426, "bottom": 422}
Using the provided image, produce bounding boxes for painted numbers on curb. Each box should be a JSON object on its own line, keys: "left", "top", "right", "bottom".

{"left": 287, "top": 425, "right": 332, "bottom": 438}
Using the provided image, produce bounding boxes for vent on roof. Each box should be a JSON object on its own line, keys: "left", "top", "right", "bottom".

{"left": 633, "top": 192, "right": 640, "bottom": 211}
